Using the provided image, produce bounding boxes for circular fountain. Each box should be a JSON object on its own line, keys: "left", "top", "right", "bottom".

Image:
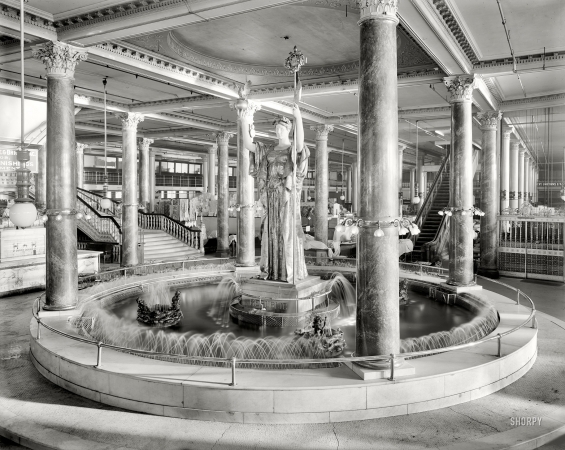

{"left": 30, "top": 264, "right": 537, "bottom": 424}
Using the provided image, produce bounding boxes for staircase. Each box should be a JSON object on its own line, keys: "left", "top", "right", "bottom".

{"left": 142, "top": 230, "right": 201, "bottom": 262}
{"left": 413, "top": 175, "right": 450, "bottom": 258}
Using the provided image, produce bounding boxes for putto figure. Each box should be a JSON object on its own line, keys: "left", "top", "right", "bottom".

{"left": 242, "top": 104, "right": 309, "bottom": 283}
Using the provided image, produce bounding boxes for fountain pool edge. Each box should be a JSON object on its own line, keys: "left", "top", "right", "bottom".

{"left": 28, "top": 273, "right": 537, "bottom": 424}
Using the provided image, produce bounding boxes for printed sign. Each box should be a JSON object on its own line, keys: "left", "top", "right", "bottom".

{"left": 0, "top": 148, "right": 38, "bottom": 173}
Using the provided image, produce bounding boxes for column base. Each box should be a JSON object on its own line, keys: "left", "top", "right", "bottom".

{"left": 215, "top": 250, "right": 230, "bottom": 258}
{"left": 477, "top": 267, "right": 500, "bottom": 279}
{"left": 42, "top": 303, "right": 77, "bottom": 312}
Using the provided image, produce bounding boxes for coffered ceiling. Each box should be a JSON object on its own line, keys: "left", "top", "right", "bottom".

{"left": 0, "top": 0, "right": 564, "bottom": 168}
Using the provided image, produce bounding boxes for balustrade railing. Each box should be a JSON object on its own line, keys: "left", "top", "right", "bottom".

{"left": 77, "top": 187, "right": 120, "bottom": 217}
{"left": 138, "top": 212, "right": 204, "bottom": 253}
{"left": 76, "top": 197, "right": 122, "bottom": 244}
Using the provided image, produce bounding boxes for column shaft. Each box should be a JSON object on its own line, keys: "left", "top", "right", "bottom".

{"left": 149, "top": 151, "right": 156, "bottom": 212}
{"left": 351, "top": 162, "right": 358, "bottom": 213}
{"left": 118, "top": 113, "right": 144, "bottom": 266}
{"left": 509, "top": 141, "right": 520, "bottom": 210}
{"left": 409, "top": 168, "right": 415, "bottom": 202}
{"left": 202, "top": 159, "right": 209, "bottom": 193}
{"left": 138, "top": 138, "right": 152, "bottom": 211}
{"left": 356, "top": 5, "right": 400, "bottom": 358}
{"left": 518, "top": 148, "right": 525, "bottom": 205}
{"left": 477, "top": 111, "right": 501, "bottom": 278}
{"left": 524, "top": 156, "right": 531, "bottom": 202}
{"left": 76, "top": 143, "right": 86, "bottom": 189}
{"left": 32, "top": 41, "right": 87, "bottom": 310}
{"left": 500, "top": 128, "right": 511, "bottom": 211}
{"left": 398, "top": 144, "right": 405, "bottom": 215}
{"left": 208, "top": 149, "right": 216, "bottom": 196}
{"left": 216, "top": 133, "right": 233, "bottom": 257}
{"left": 232, "top": 101, "right": 260, "bottom": 267}
{"left": 445, "top": 76, "right": 476, "bottom": 287}
{"left": 312, "top": 125, "right": 333, "bottom": 245}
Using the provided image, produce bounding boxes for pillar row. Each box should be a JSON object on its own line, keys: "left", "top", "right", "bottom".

{"left": 500, "top": 126, "right": 512, "bottom": 212}
{"left": 149, "top": 150, "right": 156, "bottom": 212}
{"left": 509, "top": 140, "right": 520, "bottom": 210}
{"left": 518, "top": 147, "right": 525, "bottom": 206}
{"left": 138, "top": 138, "right": 153, "bottom": 211}
{"left": 32, "top": 41, "right": 87, "bottom": 310}
{"left": 215, "top": 132, "right": 233, "bottom": 257}
{"left": 207, "top": 145, "right": 217, "bottom": 196}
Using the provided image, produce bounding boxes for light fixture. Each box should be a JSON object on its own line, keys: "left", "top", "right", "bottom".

{"left": 351, "top": 225, "right": 359, "bottom": 235}
{"left": 9, "top": 0, "right": 38, "bottom": 228}
{"left": 374, "top": 227, "right": 384, "bottom": 237}
{"left": 76, "top": 212, "right": 83, "bottom": 220}
{"left": 336, "top": 222, "right": 345, "bottom": 233}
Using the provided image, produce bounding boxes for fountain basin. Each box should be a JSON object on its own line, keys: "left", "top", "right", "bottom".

{"left": 30, "top": 270, "right": 537, "bottom": 423}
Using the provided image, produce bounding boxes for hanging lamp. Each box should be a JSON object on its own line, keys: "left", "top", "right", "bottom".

{"left": 100, "top": 78, "right": 113, "bottom": 210}
{"left": 9, "top": 0, "right": 38, "bottom": 228}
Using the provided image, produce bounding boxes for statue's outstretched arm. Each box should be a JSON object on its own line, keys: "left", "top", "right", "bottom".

{"left": 293, "top": 104, "right": 304, "bottom": 152}
{"left": 242, "top": 123, "right": 256, "bottom": 154}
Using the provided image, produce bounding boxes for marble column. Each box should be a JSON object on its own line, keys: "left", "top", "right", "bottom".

{"left": 476, "top": 111, "right": 502, "bottom": 279}
{"left": 32, "top": 41, "right": 87, "bottom": 310}
{"left": 533, "top": 166, "right": 538, "bottom": 202}
{"left": 351, "top": 161, "right": 358, "bottom": 213}
{"left": 524, "top": 155, "right": 531, "bottom": 202}
{"left": 500, "top": 126, "right": 512, "bottom": 212}
{"left": 138, "top": 138, "right": 153, "bottom": 211}
{"left": 347, "top": 166, "right": 353, "bottom": 203}
{"left": 518, "top": 146, "right": 525, "bottom": 206}
{"left": 75, "top": 143, "right": 87, "bottom": 189}
{"left": 149, "top": 150, "right": 156, "bottom": 212}
{"left": 509, "top": 139, "right": 520, "bottom": 210}
{"left": 444, "top": 75, "right": 476, "bottom": 287}
{"left": 398, "top": 143, "right": 405, "bottom": 215}
{"left": 36, "top": 145, "right": 46, "bottom": 209}
{"left": 311, "top": 125, "right": 334, "bottom": 245}
{"left": 202, "top": 158, "right": 209, "bottom": 193}
{"left": 207, "top": 145, "right": 217, "bottom": 196}
{"left": 356, "top": 1, "right": 400, "bottom": 359}
{"left": 232, "top": 100, "right": 261, "bottom": 267}
{"left": 116, "top": 113, "right": 144, "bottom": 266}
{"left": 215, "top": 132, "right": 233, "bottom": 257}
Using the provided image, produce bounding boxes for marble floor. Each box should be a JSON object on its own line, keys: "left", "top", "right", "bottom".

{"left": 0, "top": 274, "right": 563, "bottom": 449}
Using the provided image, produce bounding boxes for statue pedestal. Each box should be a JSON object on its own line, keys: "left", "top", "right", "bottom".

{"left": 240, "top": 276, "right": 329, "bottom": 314}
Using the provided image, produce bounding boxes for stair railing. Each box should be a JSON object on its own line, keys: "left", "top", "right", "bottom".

{"left": 138, "top": 211, "right": 205, "bottom": 253}
{"left": 412, "top": 151, "right": 451, "bottom": 246}
{"left": 77, "top": 187, "right": 120, "bottom": 217}
{"left": 76, "top": 197, "right": 122, "bottom": 244}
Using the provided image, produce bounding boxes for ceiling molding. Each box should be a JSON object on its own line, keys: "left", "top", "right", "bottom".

{"left": 0, "top": 4, "right": 57, "bottom": 41}
{"left": 500, "top": 93, "right": 565, "bottom": 112}
{"left": 473, "top": 51, "right": 565, "bottom": 76}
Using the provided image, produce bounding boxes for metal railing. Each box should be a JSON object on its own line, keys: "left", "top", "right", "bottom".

{"left": 78, "top": 187, "right": 120, "bottom": 217}
{"left": 76, "top": 197, "right": 122, "bottom": 244}
{"left": 32, "top": 262, "right": 536, "bottom": 386}
{"left": 84, "top": 171, "right": 122, "bottom": 186}
{"left": 155, "top": 174, "right": 203, "bottom": 188}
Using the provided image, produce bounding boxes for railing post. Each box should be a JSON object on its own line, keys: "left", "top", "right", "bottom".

{"left": 388, "top": 354, "right": 395, "bottom": 381}
{"left": 36, "top": 318, "right": 41, "bottom": 340}
{"left": 230, "top": 357, "right": 237, "bottom": 386}
{"left": 95, "top": 342, "right": 103, "bottom": 368}
{"left": 531, "top": 313, "right": 537, "bottom": 329}
{"left": 497, "top": 333, "right": 502, "bottom": 357}
{"left": 419, "top": 264, "right": 423, "bottom": 277}
{"left": 516, "top": 289, "right": 520, "bottom": 306}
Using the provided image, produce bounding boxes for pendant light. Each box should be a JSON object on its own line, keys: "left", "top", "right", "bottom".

{"left": 100, "top": 78, "right": 113, "bottom": 210}
{"left": 339, "top": 139, "right": 346, "bottom": 201}
{"left": 412, "top": 120, "right": 421, "bottom": 205}
{"left": 9, "top": 0, "right": 38, "bottom": 228}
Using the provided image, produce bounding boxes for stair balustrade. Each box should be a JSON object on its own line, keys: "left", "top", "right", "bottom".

{"left": 76, "top": 197, "right": 122, "bottom": 244}
{"left": 77, "top": 187, "right": 120, "bottom": 217}
{"left": 138, "top": 211, "right": 204, "bottom": 253}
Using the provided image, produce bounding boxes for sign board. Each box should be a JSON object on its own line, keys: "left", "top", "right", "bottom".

{"left": 0, "top": 148, "right": 38, "bottom": 173}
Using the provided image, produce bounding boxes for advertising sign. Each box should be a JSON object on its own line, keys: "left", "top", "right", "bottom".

{"left": 0, "top": 148, "right": 38, "bottom": 173}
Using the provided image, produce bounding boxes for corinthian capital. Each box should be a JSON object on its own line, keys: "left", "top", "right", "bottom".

{"left": 137, "top": 138, "right": 154, "bottom": 151}
{"left": 358, "top": 0, "right": 399, "bottom": 24}
{"left": 76, "top": 142, "right": 88, "bottom": 154}
{"left": 32, "top": 41, "right": 87, "bottom": 78}
{"left": 115, "top": 113, "right": 144, "bottom": 130}
{"left": 310, "top": 125, "right": 334, "bottom": 140}
{"left": 502, "top": 126, "right": 514, "bottom": 139}
{"left": 208, "top": 144, "right": 218, "bottom": 155}
{"left": 215, "top": 132, "right": 234, "bottom": 146}
{"left": 229, "top": 99, "right": 261, "bottom": 120}
{"left": 444, "top": 76, "right": 476, "bottom": 103}
{"left": 475, "top": 111, "right": 502, "bottom": 131}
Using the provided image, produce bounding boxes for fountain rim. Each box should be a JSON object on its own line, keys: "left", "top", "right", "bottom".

{"left": 32, "top": 269, "right": 537, "bottom": 367}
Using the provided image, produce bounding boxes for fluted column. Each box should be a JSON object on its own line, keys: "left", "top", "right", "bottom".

{"left": 232, "top": 100, "right": 261, "bottom": 267}
{"left": 36, "top": 145, "right": 46, "bottom": 209}
{"left": 398, "top": 143, "right": 405, "bottom": 215}
{"left": 116, "top": 113, "right": 144, "bottom": 266}
{"left": 351, "top": 161, "right": 358, "bottom": 213}
{"left": 75, "top": 142, "right": 87, "bottom": 189}
{"left": 509, "top": 140, "right": 520, "bottom": 210}
{"left": 32, "top": 41, "right": 87, "bottom": 310}
{"left": 444, "top": 75, "right": 476, "bottom": 287}
{"left": 524, "top": 155, "right": 531, "bottom": 202}
{"left": 311, "top": 125, "right": 334, "bottom": 244}
{"left": 477, "top": 111, "right": 502, "bottom": 279}
{"left": 518, "top": 146, "right": 525, "bottom": 206}
{"left": 500, "top": 126, "right": 512, "bottom": 211}
{"left": 149, "top": 150, "right": 156, "bottom": 212}
{"left": 215, "top": 132, "right": 233, "bottom": 257}
{"left": 356, "top": 1, "right": 400, "bottom": 359}
{"left": 207, "top": 145, "right": 217, "bottom": 195}
{"left": 138, "top": 138, "right": 153, "bottom": 211}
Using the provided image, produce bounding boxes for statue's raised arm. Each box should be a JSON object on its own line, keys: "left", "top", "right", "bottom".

{"left": 292, "top": 104, "right": 304, "bottom": 152}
